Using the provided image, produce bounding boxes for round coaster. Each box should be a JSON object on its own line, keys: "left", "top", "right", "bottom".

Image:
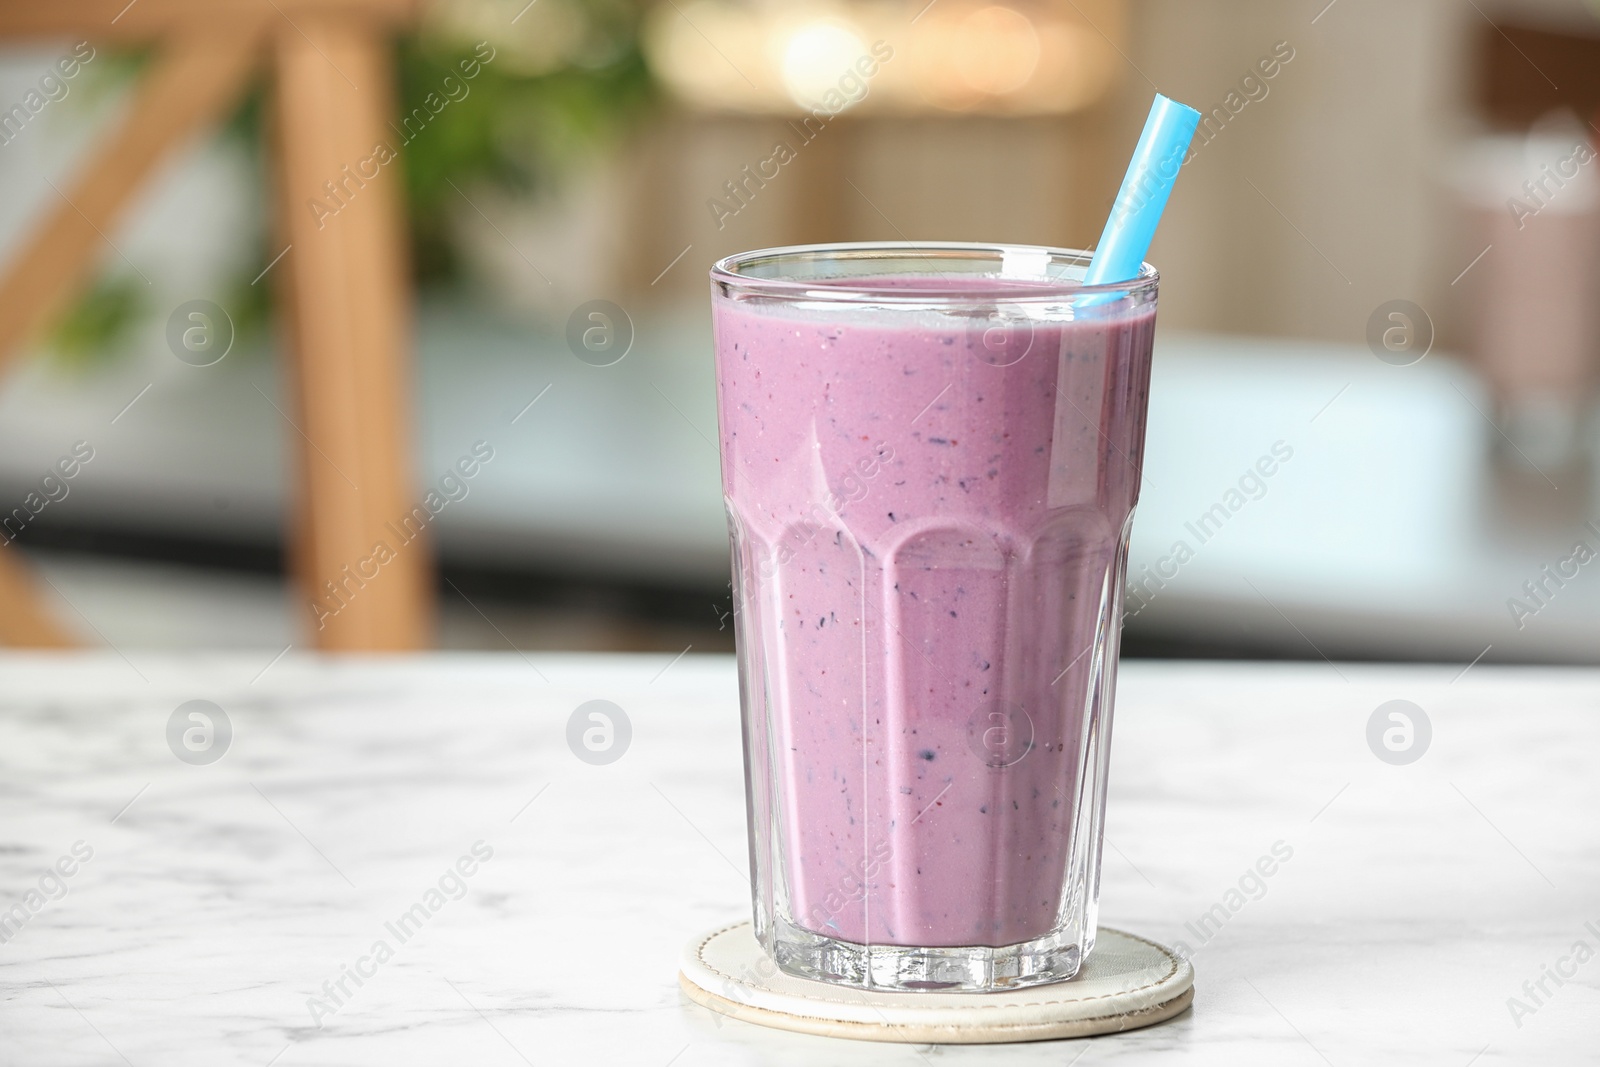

{"left": 680, "top": 920, "right": 1193, "bottom": 1044}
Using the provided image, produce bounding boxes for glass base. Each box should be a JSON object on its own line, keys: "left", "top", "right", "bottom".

{"left": 767, "top": 915, "right": 1085, "bottom": 993}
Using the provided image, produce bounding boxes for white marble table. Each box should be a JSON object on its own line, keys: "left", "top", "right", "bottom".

{"left": 2, "top": 653, "right": 1594, "bottom": 1065}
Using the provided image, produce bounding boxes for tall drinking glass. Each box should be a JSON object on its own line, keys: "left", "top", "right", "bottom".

{"left": 711, "top": 243, "right": 1157, "bottom": 992}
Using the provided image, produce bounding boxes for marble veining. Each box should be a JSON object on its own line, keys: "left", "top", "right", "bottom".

{"left": 0, "top": 652, "right": 1595, "bottom": 1065}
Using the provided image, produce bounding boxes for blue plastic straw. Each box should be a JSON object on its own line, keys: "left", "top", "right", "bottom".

{"left": 1083, "top": 93, "right": 1201, "bottom": 290}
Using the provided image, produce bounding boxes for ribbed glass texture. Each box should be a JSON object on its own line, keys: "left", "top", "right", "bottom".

{"left": 712, "top": 244, "right": 1157, "bottom": 992}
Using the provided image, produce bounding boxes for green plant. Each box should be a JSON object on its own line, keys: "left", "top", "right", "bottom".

{"left": 401, "top": 1, "right": 656, "bottom": 282}
{"left": 48, "top": 273, "right": 146, "bottom": 371}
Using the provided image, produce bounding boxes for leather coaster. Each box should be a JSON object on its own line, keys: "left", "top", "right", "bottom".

{"left": 680, "top": 920, "right": 1194, "bottom": 1044}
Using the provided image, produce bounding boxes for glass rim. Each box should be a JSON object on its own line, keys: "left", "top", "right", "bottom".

{"left": 710, "top": 241, "right": 1158, "bottom": 304}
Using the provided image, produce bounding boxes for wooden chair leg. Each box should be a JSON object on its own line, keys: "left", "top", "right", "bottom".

{"left": 269, "top": 15, "right": 431, "bottom": 651}
{"left": 0, "top": 26, "right": 260, "bottom": 647}
{"left": 0, "top": 550, "right": 76, "bottom": 647}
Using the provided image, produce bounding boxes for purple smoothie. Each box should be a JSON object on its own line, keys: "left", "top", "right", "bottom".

{"left": 715, "top": 273, "right": 1154, "bottom": 952}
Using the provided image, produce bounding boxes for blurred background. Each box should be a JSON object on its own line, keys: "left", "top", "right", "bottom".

{"left": 2, "top": 0, "right": 1599, "bottom": 662}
